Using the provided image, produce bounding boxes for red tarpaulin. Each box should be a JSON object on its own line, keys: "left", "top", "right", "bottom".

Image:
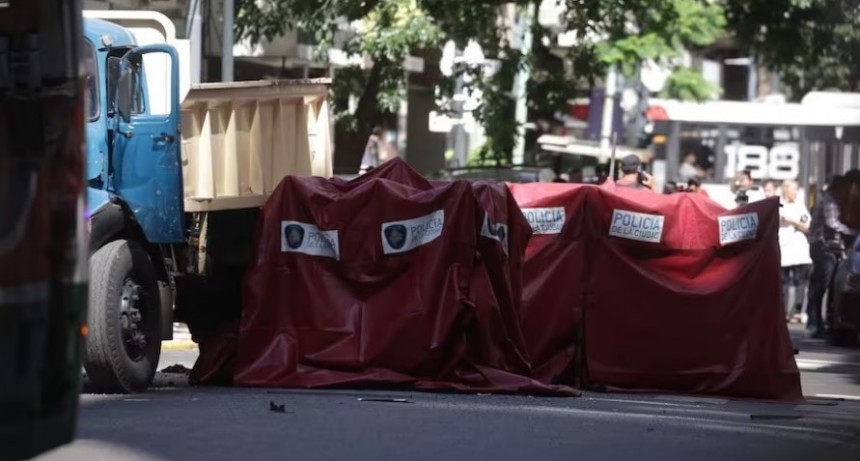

{"left": 507, "top": 183, "right": 591, "bottom": 385}
{"left": 582, "top": 182, "right": 802, "bottom": 401}
{"left": 235, "top": 161, "right": 575, "bottom": 395}
{"left": 468, "top": 182, "right": 532, "bottom": 377}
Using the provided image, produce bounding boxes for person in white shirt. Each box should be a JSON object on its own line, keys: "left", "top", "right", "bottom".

{"left": 678, "top": 152, "right": 699, "bottom": 183}
{"left": 779, "top": 180, "right": 812, "bottom": 321}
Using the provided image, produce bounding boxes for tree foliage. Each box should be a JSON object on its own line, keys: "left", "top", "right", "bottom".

{"left": 725, "top": 0, "right": 860, "bottom": 98}
{"left": 561, "top": 0, "right": 725, "bottom": 92}
{"left": 235, "top": 0, "right": 728, "bottom": 169}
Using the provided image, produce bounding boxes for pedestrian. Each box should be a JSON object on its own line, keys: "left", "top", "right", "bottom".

{"left": 779, "top": 180, "right": 812, "bottom": 322}
{"left": 616, "top": 154, "right": 654, "bottom": 191}
{"left": 663, "top": 181, "right": 678, "bottom": 194}
{"left": 568, "top": 168, "right": 584, "bottom": 184}
{"left": 805, "top": 172, "right": 860, "bottom": 338}
{"left": 359, "top": 126, "right": 384, "bottom": 173}
{"left": 733, "top": 169, "right": 759, "bottom": 206}
{"left": 763, "top": 180, "right": 778, "bottom": 199}
{"left": 678, "top": 152, "right": 699, "bottom": 183}
{"left": 687, "top": 177, "right": 710, "bottom": 198}
{"left": 551, "top": 156, "right": 567, "bottom": 183}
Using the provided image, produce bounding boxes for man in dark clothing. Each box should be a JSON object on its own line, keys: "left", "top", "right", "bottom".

{"left": 616, "top": 154, "right": 653, "bottom": 190}
{"left": 805, "top": 172, "right": 860, "bottom": 338}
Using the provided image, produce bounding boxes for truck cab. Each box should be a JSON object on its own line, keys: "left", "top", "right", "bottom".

{"left": 80, "top": 14, "right": 333, "bottom": 394}
{"left": 85, "top": 18, "right": 183, "bottom": 244}
{"left": 82, "top": 17, "right": 183, "bottom": 393}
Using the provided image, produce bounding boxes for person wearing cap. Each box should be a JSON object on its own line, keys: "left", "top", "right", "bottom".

{"left": 616, "top": 154, "right": 653, "bottom": 190}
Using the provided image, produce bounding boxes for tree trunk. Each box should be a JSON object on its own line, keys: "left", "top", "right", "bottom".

{"left": 333, "top": 61, "right": 386, "bottom": 174}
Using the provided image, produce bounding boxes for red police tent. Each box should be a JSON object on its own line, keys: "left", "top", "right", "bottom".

{"left": 582, "top": 182, "right": 803, "bottom": 401}
{"left": 467, "top": 182, "right": 533, "bottom": 377}
{"left": 235, "top": 171, "right": 574, "bottom": 395}
{"left": 338, "top": 160, "right": 535, "bottom": 379}
{"left": 507, "top": 183, "right": 592, "bottom": 385}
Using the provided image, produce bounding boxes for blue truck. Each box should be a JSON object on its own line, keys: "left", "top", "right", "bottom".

{"left": 81, "top": 14, "right": 332, "bottom": 393}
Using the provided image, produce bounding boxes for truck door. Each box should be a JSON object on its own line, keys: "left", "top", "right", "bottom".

{"left": 111, "top": 44, "right": 184, "bottom": 243}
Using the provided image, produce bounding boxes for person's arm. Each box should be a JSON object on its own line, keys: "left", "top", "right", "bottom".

{"left": 781, "top": 205, "right": 811, "bottom": 234}
{"left": 640, "top": 171, "right": 656, "bottom": 191}
{"left": 787, "top": 216, "right": 810, "bottom": 234}
{"left": 824, "top": 198, "right": 858, "bottom": 236}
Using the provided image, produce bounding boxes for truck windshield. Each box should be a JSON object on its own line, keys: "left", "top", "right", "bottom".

{"left": 84, "top": 40, "right": 98, "bottom": 121}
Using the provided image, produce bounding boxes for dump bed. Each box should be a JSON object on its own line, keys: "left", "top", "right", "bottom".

{"left": 180, "top": 78, "right": 333, "bottom": 212}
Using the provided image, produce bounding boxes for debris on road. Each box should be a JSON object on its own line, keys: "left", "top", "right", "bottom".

{"left": 269, "top": 401, "right": 289, "bottom": 413}
{"left": 160, "top": 364, "right": 192, "bottom": 375}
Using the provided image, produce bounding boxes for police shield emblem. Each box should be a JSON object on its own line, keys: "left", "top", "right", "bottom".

{"left": 487, "top": 220, "right": 500, "bottom": 237}
{"left": 384, "top": 224, "right": 407, "bottom": 250}
{"left": 496, "top": 225, "right": 507, "bottom": 246}
{"left": 284, "top": 224, "right": 305, "bottom": 249}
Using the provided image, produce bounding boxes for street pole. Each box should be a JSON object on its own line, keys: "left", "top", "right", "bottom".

{"left": 599, "top": 64, "right": 618, "bottom": 164}
{"left": 398, "top": 68, "right": 409, "bottom": 158}
{"left": 222, "top": 0, "right": 234, "bottom": 82}
{"left": 186, "top": 0, "right": 202, "bottom": 83}
{"left": 511, "top": 3, "right": 535, "bottom": 166}
{"left": 451, "top": 48, "right": 467, "bottom": 167}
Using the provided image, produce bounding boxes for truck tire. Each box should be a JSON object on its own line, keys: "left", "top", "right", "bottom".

{"left": 84, "top": 239, "right": 162, "bottom": 393}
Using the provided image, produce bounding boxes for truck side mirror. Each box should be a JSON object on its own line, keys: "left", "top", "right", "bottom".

{"left": 116, "top": 65, "right": 134, "bottom": 123}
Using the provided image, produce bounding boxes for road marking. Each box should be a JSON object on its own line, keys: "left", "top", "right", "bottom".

{"left": 812, "top": 394, "right": 860, "bottom": 402}
{"left": 795, "top": 358, "right": 860, "bottom": 371}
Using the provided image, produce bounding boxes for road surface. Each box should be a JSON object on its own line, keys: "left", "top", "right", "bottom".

{"left": 35, "top": 325, "right": 860, "bottom": 461}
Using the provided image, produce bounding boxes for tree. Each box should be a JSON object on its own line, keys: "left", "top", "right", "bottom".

{"left": 559, "top": 0, "right": 725, "bottom": 98}
{"left": 235, "top": 0, "right": 727, "bottom": 170}
{"left": 457, "top": 0, "right": 728, "bottom": 165}
{"left": 236, "top": 0, "right": 444, "bottom": 173}
{"left": 725, "top": 0, "right": 860, "bottom": 98}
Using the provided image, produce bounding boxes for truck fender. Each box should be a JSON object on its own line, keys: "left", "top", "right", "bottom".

{"left": 88, "top": 201, "right": 126, "bottom": 254}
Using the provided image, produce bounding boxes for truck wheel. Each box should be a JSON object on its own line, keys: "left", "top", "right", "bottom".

{"left": 84, "top": 239, "right": 162, "bottom": 393}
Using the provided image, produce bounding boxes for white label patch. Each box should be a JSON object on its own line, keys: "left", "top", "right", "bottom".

{"left": 281, "top": 221, "right": 340, "bottom": 260}
{"left": 381, "top": 209, "right": 445, "bottom": 255}
{"left": 609, "top": 209, "right": 665, "bottom": 243}
{"left": 522, "top": 207, "right": 565, "bottom": 235}
{"left": 718, "top": 212, "right": 759, "bottom": 246}
{"left": 480, "top": 212, "right": 510, "bottom": 255}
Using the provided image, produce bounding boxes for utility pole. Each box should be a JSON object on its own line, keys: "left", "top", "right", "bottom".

{"left": 186, "top": 0, "right": 202, "bottom": 83}
{"left": 511, "top": 3, "right": 535, "bottom": 166}
{"left": 222, "top": 0, "right": 234, "bottom": 82}
{"left": 599, "top": 64, "right": 618, "bottom": 163}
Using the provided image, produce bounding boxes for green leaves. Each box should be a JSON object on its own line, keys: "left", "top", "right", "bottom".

{"left": 582, "top": 0, "right": 726, "bottom": 77}
{"left": 725, "top": 0, "right": 860, "bottom": 97}
{"left": 235, "top": 0, "right": 734, "bottom": 165}
{"left": 662, "top": 66, "right": 720, "bottom": 101}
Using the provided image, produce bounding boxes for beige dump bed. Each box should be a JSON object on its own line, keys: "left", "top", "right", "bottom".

{"left": 181, "top": 79, "right": 332, "bottom": 212}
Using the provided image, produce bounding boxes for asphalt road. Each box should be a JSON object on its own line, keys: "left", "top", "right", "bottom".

{"left": 34, "top": 325, "right": 860, "bottom": 461}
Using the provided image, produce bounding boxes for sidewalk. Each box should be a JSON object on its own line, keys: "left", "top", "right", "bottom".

{"left": 162, "top": 323, "right": 197, "bottom": 351}
{"left": 790, "top": 323, "right": 860, "bottom": 399}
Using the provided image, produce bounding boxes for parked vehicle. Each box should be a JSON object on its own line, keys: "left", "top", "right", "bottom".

{"left": 81, "top": 13, "right": 333, "bottom": 393}
{"left": 0, "top": 0, "right": 87, "bottom": 458}
{"left": 828, "top": 235, "right": 860, "bottom": 346}
{"left": 442, "top": 166, "right": 553, "bottom": 183}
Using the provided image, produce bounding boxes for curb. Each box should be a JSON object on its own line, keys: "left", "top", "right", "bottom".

{"left": 161, "top": 340, "right": 198, "bottom": 351}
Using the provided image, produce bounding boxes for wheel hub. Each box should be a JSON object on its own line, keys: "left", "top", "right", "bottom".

{"left": 120, "top": 279, "right": 148, "bottom": 360}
